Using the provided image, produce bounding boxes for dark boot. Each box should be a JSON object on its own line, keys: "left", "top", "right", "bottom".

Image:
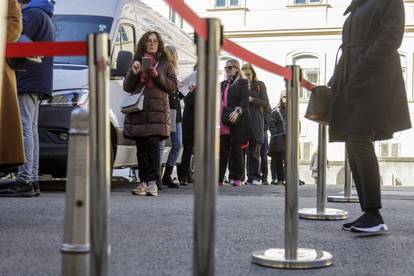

{"left": 163, "top": 165, "right": 179, "bottom": 188}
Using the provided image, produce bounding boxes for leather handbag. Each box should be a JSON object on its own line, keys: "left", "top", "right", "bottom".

{"left": 222, "top": 107, "right": 241, "bottom": 126}
{"left": 121, "top": 87, "right": 145, "bottom": 114}
{"left": 304, "top": 85, "right": 333, "bottom": 124}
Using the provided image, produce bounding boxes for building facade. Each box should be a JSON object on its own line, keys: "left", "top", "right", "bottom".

{"left": 142, "top": 0, "right": 414, "bottom": 186}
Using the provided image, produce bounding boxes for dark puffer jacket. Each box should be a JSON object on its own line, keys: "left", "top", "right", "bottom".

{"left": 123, "top": 60, "right": 177, "bottom": 140}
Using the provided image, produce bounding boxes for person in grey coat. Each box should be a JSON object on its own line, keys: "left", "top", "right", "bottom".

{"left": 329, "top": 0, "right": 411, "bottom": 233}
{"left": 241, "top": 63, "right": 270, "bottom": 185}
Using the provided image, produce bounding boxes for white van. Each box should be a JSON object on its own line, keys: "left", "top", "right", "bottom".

{"left": 38, "top": 0, "right": 196, "bottom": 176}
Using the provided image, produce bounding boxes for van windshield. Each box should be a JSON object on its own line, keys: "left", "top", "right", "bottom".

{"left": 53, "top": 15, "right": 113, "bottom": 65}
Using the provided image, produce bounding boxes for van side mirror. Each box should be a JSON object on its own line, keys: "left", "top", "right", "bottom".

{"left": 111, "top": 51, "right": 133, "bottom": 78}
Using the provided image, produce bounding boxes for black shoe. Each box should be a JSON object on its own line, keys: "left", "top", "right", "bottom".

{"left": 164, "top": 176, "right": 179, "bottom": 188}
{"left": 299, "top": 180, "right": 306, "bottom": 186}
{"left": 270, "top": 180, "right": 277, "bottom": 185}
{"left": 0, "top": 181, "right": 35, "bottom": 197}
{"left": 187, "top": 174, "right": 194, "bottom": 184}
{"left": 342, "top": 215, "right": 364, "bottom": 231}
{"left": 350, "top": 212, "right": 388, "bottom": 233}
{"left": 33, "top": 181, "right": 41, "bottom": 197}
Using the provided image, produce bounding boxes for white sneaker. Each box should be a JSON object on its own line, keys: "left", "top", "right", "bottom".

{"left": 147, "top": 181, "right": 158, "bottom": 196}
{"left": 251, "top": 179, "right": 261, "bottom": 185}
{"left": 132, "top": 182, "right": 147, "bottom": 196}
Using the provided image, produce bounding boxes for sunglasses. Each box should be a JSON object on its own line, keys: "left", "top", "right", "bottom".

{"left": 224, "top": 66, "right": 235, "bottom": 70}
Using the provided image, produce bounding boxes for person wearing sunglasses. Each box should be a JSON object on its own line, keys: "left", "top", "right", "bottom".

{"left": 219, "top": 59, "right": 253, "bottom": 187}
{"left": 241, "top": 63, "right": 270, "bottom": 185}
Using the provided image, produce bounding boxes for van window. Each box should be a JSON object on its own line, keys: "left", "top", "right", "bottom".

{"left": 111, "top": 24, "right": 136, "bottom": 69}
{"left": 53, "top": 15, "right": 113, "bottom": 65}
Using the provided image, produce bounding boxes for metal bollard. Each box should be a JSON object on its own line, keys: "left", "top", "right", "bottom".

{"left": 193, "top": 18, "right": 221, "bottom": 276}
{"left": 327, "top": 148, "right": 359, "bottom": 203}
{"left": 61, "top": 108, "right": 90, "bottom": 276}
{"left": 0, "top": 0, "right": 7, "bottom": 92}
{"left": 251, "top": 65, "right": 333, "bottom": 269}
{"left": 298, "top": 124, "right": 348, "bottom": 220}
{"left": 88, "top": 33, "right": 111, "bottom": 276}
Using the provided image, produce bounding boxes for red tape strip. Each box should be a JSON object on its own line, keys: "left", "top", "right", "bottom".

{"left": 5, "top": 41, "right": 87, "bottom": 58}
{"left": 223, "top": 39, "right": 292, "bottom": 80}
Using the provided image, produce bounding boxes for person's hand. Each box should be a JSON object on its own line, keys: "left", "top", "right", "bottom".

{"left": 229, "top": 110, "right": 239, "bottom": 123}
{"left": 189, "top": 84, "right": 197, "bottom": 92}
{"left": 177, "top": 81, "right": 184, "bottom": 90}
{"left": 146, "top": 68, "right": 158, "bottom": 78}
{"left": 131, "top": 60, "right": 141, "bottom": 75}
{"left": 249, "top": 96, "right": 254, "bottom": 102}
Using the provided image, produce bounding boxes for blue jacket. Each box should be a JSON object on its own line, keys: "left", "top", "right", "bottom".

{"left": 17, "top": 0, "right": 55, "bottom": 98}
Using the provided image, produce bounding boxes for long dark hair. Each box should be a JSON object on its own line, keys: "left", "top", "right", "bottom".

{"left": 134, "top": 31, "right": 169, "bottom": 63}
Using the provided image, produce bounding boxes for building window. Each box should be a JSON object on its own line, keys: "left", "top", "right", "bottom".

{"left": 300, "top": 141, "right": 312, "bottom": 161}
{"left": 293, "top": 55, "right": 320, "bottom": 100}
{"left": 169, "top": 8, "right": 184, "bottom": 28}
{"left": 294, "top": 0, "right": 322, "bottom": 4}
{"left": 379, "top": 142, "right": 400, "bottom": 158}
{"left": 215, "top": 0, "right": 240, "bottom": 8}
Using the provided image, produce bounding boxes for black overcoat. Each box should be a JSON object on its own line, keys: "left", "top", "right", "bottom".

{"left": 329, "top": 0, "right": 411, "bottom": 142}
{"left": 247, "top": 80, "right": 270, "bottom": 143}
{"left": 268, "top": 107, "right": 286, "bottom": 154}
{"left": 221, "top": 78, "right": 253, "bottom": 143}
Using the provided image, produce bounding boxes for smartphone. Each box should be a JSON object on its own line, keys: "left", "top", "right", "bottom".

{"left": 141, "top": 57, "right": 152, "bottom": 70}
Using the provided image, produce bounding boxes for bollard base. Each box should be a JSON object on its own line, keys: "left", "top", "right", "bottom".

{"left": 327, "top": 195, "right": 359, "bottom": 203}
{"left": 298, "top": 208, "right": 348, "bottom": 220}
{"left": 252, "top": 248, "right": 333, "bottom": 269}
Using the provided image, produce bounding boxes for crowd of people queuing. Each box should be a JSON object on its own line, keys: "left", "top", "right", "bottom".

{"left": 1, "top": 0, "right": 412, "bottom": 235}
{"left": 123, "top": 30, "right": 291, "bottom": 196}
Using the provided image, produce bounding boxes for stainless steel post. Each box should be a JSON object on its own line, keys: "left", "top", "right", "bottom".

{"left": 61, "top": 108, "right": 90, "bottom": 276}
{"left": 299, "top": 124, "right": 348, "bottom": 220}
{"left": 193, "top": 19, "right": 221, "bottom": 276}
{"left": 88, "top": 33, "right": 111, "bottom": 276}
{"left": 327, "top": 147, "right": 359, "bottom": 203}
{"left": 252, "top": 66, "right": 333, "bottom": 269}
{"left": 0, "top": 0, "right": 7, "bottom": 92}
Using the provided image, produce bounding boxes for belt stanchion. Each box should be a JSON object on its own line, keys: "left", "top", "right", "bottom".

{"left": 298, "top": 124, "right": 348, "bottom": 220}
{"left": 61, "top": 108, "right": 90, "bottom": 276}
{"left": 193, "top": 18, "right": 221, "bottom": 276}
{"left": 0, "top": 0, "right": 7, "bottom": 92}
{"left": 327, "top": 148, "right": 359, "bottom": 203}
{"left": 88, "top": 33, "right": 111, "bottom": 276}
{"left": 251, "top": 65, "right": 333, "bottom": 269}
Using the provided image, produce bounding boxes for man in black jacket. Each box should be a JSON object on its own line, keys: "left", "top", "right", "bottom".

{"left": 0, "top": 0, "right": 55, "bottom": 197}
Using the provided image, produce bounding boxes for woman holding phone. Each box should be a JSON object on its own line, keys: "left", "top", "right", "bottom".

{"left": 123, "top": 31, "right": 178, "bottom": 196}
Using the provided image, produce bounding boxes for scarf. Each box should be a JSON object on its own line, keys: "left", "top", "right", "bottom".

{"left": 139, "top": 52, "right": 158, "bottom": 89}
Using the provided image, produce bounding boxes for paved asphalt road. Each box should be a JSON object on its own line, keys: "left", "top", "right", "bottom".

{"left": 0, "top": 183, "right": 413, "bottom": 276}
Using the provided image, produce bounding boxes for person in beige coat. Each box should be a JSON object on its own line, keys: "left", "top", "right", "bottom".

{"left": 0, "top": 0, "right": 25, "bottom": 171}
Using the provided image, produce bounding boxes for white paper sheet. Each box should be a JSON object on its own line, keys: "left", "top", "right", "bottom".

{"left": 180, "top": 70, "right": 197, "bottom": 96}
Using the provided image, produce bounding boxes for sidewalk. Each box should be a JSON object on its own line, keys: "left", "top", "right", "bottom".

{"left": 0, "top": 184, "right": 413, "bottom": 275}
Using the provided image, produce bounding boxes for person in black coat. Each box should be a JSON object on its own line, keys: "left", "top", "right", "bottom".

{"left": 261, "top": 106, "right": 272, "bottom": 185}
{"left": 329, "top": 0, "right": 411, "bottom": 233}
{"left": 268, "top": 93, "right": 287, "bottom": 185}
{"left": 241, "top": 63, "right": 270, "bottom": 185}
{"left": 219, "top": 59, "right": 253, "bottom": 187}
{"left": 179, "top": 83, "right": 196, "bottom": 185}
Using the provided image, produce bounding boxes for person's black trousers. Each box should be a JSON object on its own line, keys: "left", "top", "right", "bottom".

{"left": 345, "top": 135, "right": 382, "bottom": 211}
{"left": 270, "top": 151, "right": 285, "bottom": 182}
{"left": 260, "top": 134, "right": 269, "bottom": 182}
{"left": 180, "top": 140, "right": 193, "bottom": 182}
{"left": 136, "top": 136, "right": 162, "bottom": 182}
{"left": 247, "top": 142, "right": 261, "bottom": 181}
{"left": 219, "top": 135, "right": 244, "bottom": 183}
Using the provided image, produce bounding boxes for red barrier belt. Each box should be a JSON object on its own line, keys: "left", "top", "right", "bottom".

{"left": 223, "top": 39, "right": 292, "bottom": 80}
{"left": 5, "top": 41, "right": 87, "bottom": 58}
